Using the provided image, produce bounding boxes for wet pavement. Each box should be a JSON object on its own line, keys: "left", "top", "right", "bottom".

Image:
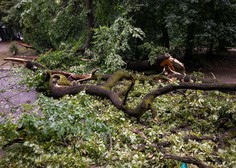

{"left": 0, "top": 68, "right": 37, "bottom": 122}
{"left": 0, "top": 42, "right": 37, "bottom": 122}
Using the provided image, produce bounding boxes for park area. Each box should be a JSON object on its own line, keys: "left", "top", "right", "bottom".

{"left": 1, "top": 1, "right": 236, "bottom": 168}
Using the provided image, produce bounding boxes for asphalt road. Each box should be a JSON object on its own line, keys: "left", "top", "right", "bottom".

{"left": 0, "top": 42, "right": 37, "bottom": 122}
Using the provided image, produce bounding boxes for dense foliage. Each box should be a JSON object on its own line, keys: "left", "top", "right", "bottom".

{"left": 0, "top": 0, "right": 21, "bottom": 39}
{"left": 92, "top": 17, "right": 145, "bottom": 72}
{"left": 1, "top": 0, "right": 235, "bottom": 55}
{"left": 0, "top": 71, "right": 236, "bottom": 167}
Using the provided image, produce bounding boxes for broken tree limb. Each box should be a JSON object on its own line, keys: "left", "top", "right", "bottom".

{"left": 122, "top": 76, "right": 135, "bottom": 105}
{"left": 4, "top": 57, "right": 47, "bottom": 71}
{"left": 102, "top": 70, "right": 134, "bottom": 89}
{"left": 133, "top": 129, "right": 213, "bottom": 168}
{"left": 163, "top": 154, "right": 212, "bottom": 168}
{"left": 50, "top": 82, "right": 127, "bottom": 111}
{"left": 126, "top": 54, "right": 168, "bottom": 72}
{"left": 15, "top": 41, "right": 34, "bottom": 49}
{"left": 183, "top": 127, "right": 236, "bottom": 149}
{"left": 48, "top": 70, "right": 236, "bottom": 119}
{"left": 49, "top": 71, "right": 138, "bottom": 117}
{"left": 126, "top": 54, "right": 185, "bottom": 74}
{"left": 51, "top": 68, "right": 99, "bottom": 82}
{"left": 134, "top": 82, "right": 236, "bottom": 118}
{"left": 4, "top": 57, "right": 31, "bottom": 64}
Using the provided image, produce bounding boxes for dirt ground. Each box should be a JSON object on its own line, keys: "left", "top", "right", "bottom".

{"left": 192, "top": 49, "right": 236, "bottom": 83}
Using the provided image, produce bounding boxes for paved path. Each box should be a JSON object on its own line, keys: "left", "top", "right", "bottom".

{"left": 0, "top": 42, "right": 37, "bottom": 122}
{"left": 0, "top": 42, "right": 9, "bottom": 53}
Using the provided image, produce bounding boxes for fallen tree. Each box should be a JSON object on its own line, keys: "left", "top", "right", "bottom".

{"left": 4, "top": 55, "right": 234, "bottom": 120}
{"left": 4, "top": 55, "right": 236, "bottom": 168}
{"left": 48, "top": 70, "right": 236, "bottom": 119}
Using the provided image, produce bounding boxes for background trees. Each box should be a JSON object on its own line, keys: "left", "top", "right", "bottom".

{"left": 0, "top": 0, "right": 20, "bottom": 40}
{"left": 1, "top": 0, "right": 235, "bottom": 59}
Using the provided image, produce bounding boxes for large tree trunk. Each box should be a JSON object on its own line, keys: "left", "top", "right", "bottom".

{"left": 161, "top": 26, "right": 170, "bottom": 49}
{"left": 126, "top": 54, "right": 169, "bottom": 72}
{"left": 208, "top": 39, "right": 214, "bottom": 55}
{"left": 185, "top": 23, "right": 196, "bottom": 59}
{"left": 218, "top": 38, "right": 227, "bottom": 51}
{"left": 84, "top": 0, "right": 94, "bottom": 49}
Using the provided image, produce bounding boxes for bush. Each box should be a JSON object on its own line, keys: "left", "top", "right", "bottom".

{"left": 92, "top": 17, "right": 145, "bottom": 72}
{"left": 9, "top": 42, "right": 18, "bottom": 55}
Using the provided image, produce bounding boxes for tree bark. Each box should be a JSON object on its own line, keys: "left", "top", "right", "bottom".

{"left": 126, "top": 54, "right": 169, "bottom": 72}
{"left": 84, "top": 0, "right": 94, "bottom": 49}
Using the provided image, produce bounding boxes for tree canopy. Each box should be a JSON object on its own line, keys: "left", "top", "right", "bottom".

{"left": 1, "top": 0, "right": 236, "bottom": 58}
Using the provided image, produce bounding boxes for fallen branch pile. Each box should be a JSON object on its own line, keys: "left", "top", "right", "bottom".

{"left": 4, "top": 56, "right": 235, "bottom": 120}
{"left": 4, "top": 56, "right": 236, "bottom": 167}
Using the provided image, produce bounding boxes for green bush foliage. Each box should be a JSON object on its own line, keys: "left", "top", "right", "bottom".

{"left": 37, "top": 44, "right": 93, "bottom": 74}
{"left": 92, "top": 17, "right": 145, "bottom": 72}
{"left": 37, "top": 50, "right": 80, "bottom": 71}
{"left": 9, "top": 42, "right": 18, "bottom": 55}
{"left": 138, "top": 42, "right": 168, "bottom": 65}
{"left": 5, "top": 0, "right": 87, "bottom": 52}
